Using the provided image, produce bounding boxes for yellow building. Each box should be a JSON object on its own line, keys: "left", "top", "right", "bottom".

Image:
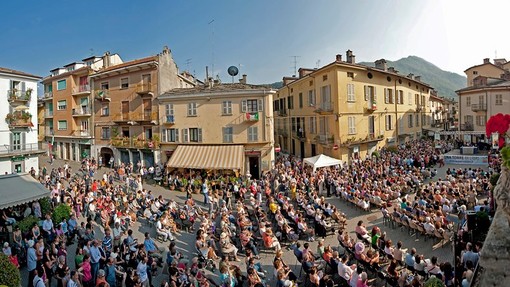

{"left": 274, "top": 51, "right": 434, "bottom": 163}
{"left": 159, "top": 76, "right": 275, "bottom": 179}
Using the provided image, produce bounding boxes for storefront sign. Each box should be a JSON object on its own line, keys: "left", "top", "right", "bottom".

{"left": 444, "top": 154, "right": 488, "bottom": 165}
{"left": 11, "top": 156, "right": 26, "bottom": 162}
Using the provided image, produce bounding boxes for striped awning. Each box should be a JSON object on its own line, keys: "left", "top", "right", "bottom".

{"left": 166, "top": 145, "right": 245, "bottom": 170}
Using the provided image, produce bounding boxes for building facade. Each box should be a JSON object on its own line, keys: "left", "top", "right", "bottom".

{"left": 274, "top": 51, "right": 434, "bottom": 163}
{"left": 0, "top": 67, "right": 43, "bottom": 174}
{"left": 457, "top": 57, "right": 510, "bottom": 136}
{"left": 159, "top": 78, "right": 275, "bottom": 179}
{"left": 90, "top": 46, "right": 189, "bottom": 167}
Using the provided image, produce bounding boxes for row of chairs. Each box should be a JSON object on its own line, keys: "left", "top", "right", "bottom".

{"left": 388, "top": 213, "right": 452, "bottom": 247}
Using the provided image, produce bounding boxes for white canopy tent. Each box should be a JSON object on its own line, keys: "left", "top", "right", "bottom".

{"left": 303, "top": 154, "right": 343, "bottom": 171}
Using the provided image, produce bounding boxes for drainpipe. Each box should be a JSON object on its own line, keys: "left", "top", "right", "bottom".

{"left": 395, "top": 79, "right": 399, "bottom": 145}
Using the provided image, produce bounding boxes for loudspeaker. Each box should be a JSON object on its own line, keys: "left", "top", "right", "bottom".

{"left": 467, "top": 211, "right": 477, "bottom": 231}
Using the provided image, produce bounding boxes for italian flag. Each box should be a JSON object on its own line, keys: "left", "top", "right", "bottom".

{"left": 246, "top": 112, "right": 259, "bottom": 121}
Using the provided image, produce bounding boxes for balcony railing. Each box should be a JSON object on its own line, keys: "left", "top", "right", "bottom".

{"left": 471, "top": 103, "right": 487, "bottom": 112}
{"left": 317, "top": 134, "right": 334, "bottom": 145}
{"left": 461, "top": 123, "right": 474, "bottom": 131}
{"left": 135, "top": 83, "right": 154, "bottom": 96}
{"left": 45, "top": 127, "right": 54, "bottom": 135}
{"left": 277, "top": 128, "right": 288, "bottom": 137}
{"left": 112, "top": 111, "right": 158, "bottom": 122}
{"left": 43, "top": 92, "right": 53, "bottom": 100}
{"left": 366, "top": 99, "right": 377, "bottom": 111}
{"left": 8, "top": 89, "right": 32, "bottom": 103}
{"left": 71, "top": 130, "right": 91, "bottom": 137}
{"left": 94, "top": 90, "right": 111, "bottom": 101}
{"left": 0, "top": 143, "right": 43, "bottom": 155}
{"left": 72, "top": 106, "right": 92, "bottom": 116}
{"left": 45, "top": 110, "right": 54, "bottom": 118}
{"left": 314, "top": 102, "right": 334, "bottom": 114}
{"left": 110, "top": 137, "right": 158, "bottom": 149}
{"left": 164, "top": 115, "right": 175, "bottom": 124}
{"left": 245, "top": 112, "right": 259, "bottom": 121}
{"left": 5, "top": 111, "right": 33, "bottom": 128}
{"left": 277, "top": 109, "right": 287, "bottom": 117}
{"left": 72, "top": 85, "right": 91, "bottom": 95}
{"left": 295, "top": 130, "right": 306, "bottom": 139}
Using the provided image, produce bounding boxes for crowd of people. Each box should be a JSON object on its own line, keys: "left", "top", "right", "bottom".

{"left": 0, "top": 138, "right": 495, "bottom": 287}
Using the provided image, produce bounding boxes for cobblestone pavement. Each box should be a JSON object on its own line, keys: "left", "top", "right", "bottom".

{"left": 23, "top": 155, "right": 487, "bottom": 287}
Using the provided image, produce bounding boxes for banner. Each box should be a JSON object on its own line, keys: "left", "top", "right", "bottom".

{"left": 444, "top": 154, "right": 488, "bottom": 165}
{"left": 492, "top": 132, "right": 499, "bottom": 149}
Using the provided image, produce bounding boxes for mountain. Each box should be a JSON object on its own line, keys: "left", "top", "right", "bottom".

{"left": 360, "top": 56, "right": 465, "bottom": 99}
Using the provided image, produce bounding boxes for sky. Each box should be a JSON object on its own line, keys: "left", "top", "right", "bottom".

{"left": 2, "top": 0, "right": 510, "bottom": 86}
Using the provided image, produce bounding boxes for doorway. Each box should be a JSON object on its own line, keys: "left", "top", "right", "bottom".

{"left": 248, "top": 157, "right": 260, "bottom": 179}
{"left": 300, "top": 141, "right": 305, "bottom": 159}
{"left": 291, "top": 140, "right": 296, "bottom": 156}
{"left": 122, "top": 101, "right": 129, "bottom": 120}
{"left": 13, "top": 163, "right": 23, "bottom": 173}
{"left": 311, "top": 144, "right": 316, "bottom": 156}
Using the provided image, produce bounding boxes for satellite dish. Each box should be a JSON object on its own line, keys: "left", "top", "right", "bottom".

{"left": 227, "top": 66, "right": 239, "bottom": 77}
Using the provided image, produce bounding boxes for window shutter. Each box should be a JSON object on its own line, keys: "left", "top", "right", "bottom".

{"left": 9, "top": 133, "right": 13, "bottom": 148}
{"left": 182, "top": 129, "right": 188, "bottom": 142}
{"left": 241, "top": 100, "right": 247, "bottom": 112}
{"left": 175, "top": 129, "right": 179, "bottom": 142}
{"left": 391, "top": 90, "right": 395, "bottom": 104}
{"left": 9, "top": 80, "right": 13, "bottom": 90}
{"left": 385, "top": 115, "right": 389, "bottom": 130}
{"left": 198, "top": 128, "right": 202, "bottom": 142}
{"left": 162, "top": 129, "right": 167, "bottom": 142}
{"left": 364, "top": 86, "right": 368, "bottom": 101}
{"left": 384, "top": 88, "right": 388, "bottom": 103}
{"left": 21, "top": 132, "right": 26, "bottom": 150}
{"left": 258, "top": 99, "right": 263, "bottom": 112}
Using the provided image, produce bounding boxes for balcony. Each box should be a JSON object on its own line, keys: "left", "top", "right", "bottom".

{"left": 314, "top": 102, "right": 334, "bottom": 114}
{"left": 471, "top": 103, "right": 487, "bottom": 112}
{"left": 317, "top": 134, "right": 334, "bottom": 145}
{"left": 294, "top": 130, "right": 306, "bottom": 140}
{"left": 0, "top": 143, "right": 44, "bottom": 156}
{"left": 72, "top": 84, "right": 91, "bottom": 95}
{"left": 112, "top": 111, "right": 158, "bottom": 124}
{"left": 277, "top": 109, "right": 287, "bottom": 117}
{"left": 366, "top": 98, "right": 377, "bottom": 112}
{"left": 110, "top": 137, "right": 158, "bottom": 149}
{"left": 7, "top": 89, "right": 32, "bottom": 104}
{"left": 164, "top": 115, "right": 175, "bottom": 125}
{"left": 94, "top": 90, "right": 111, "bottom": 101}
{"left": 277, "top": 128, "right": 288, "bottom": 137}
{"left": 45, "top": 127, "right": 54, "bottom": 136}
{"left": 135, "top": 83, "right": 154, "bottom": 97}
{"left": 341, "top": 134, "right": 384, "bottom": 147}
{"left": 461, "top": 123, "right": 474, "bottom": 131}
{"left": 43, "top": 92, "right": 53, "bottom": 100}
{"left": 45, "top": 110, "right": 54, "bottom": 118}
{"left": 71, "top": 130, "right": 91, "bottom": 138}
{"left": 72, "top": 106, "right": 92, "bottom": 117}
{"left": 245, "top": 112, "right": 259, "bottom": 122}
{"left": 5, "top": 111, "right": 33, "bottom": 128}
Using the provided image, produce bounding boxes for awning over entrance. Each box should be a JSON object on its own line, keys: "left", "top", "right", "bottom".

{"left": 166, "top": 145, "right": 245, "bottom": 170}
{"left": 0, "top": 173, "right": 50, "bottom": 210}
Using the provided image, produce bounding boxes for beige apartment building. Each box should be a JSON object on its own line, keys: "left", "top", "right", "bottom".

{"left": 274, "top": 51, "right": 434, "bottom": 163}
{"left": 457, "top": 57, "right": 510, "bottom": 136}
{"left": 159, "top": 77, "right": 275, "bottom": 179}
{"left": 90, "top": 47, "right": 194, "bottom": 167}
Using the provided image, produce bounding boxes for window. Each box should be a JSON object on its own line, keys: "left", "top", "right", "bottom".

{"left": 319, "top": 117, "right": 327, "bottom": 134}
{"left": 187, "top": 102, "right": 197, "bottom": 116}
{"left": 187, "top": 128, "right": 202, "bottom": 142}
{"left": 347, "top": 72, "right": 354, "bottom": 78}
{"left": 299, "top": 93, "right": 303, "bottom": 108}
{"left": 248, "top": 126, "right": 258, "bottom": 142}
{"left": 121, "top": 78, "right": 129, "bottom": 89}
{"left": 408, "top": 115, "right": 413, "bottom": 128}
{"left": 287, "top": 96, "right": 294, "bottom": 110}
{"left": 322, "top": 74, "right": 328, "bottom": 81}
{"left": 385, "top": 115, "right": 393, "bottom": 130}
{"left": 58, "top": 120, "right": 67, "bottom": 130}
{"left": 347, "top": 84, "right": 355, "bottom": 102}
{"left": 496, "top": 94, "right": 503, "bottom": 105}
{"left": 308, "top": 90, "right": 316, "bottom": 106}
{"left": 348, "top": 116, "right": 356, "bottom": 134}
{"left": 473, "top": 71, "right": 478, "bottom": 75}
{"left": 101, "top": 82, "right": 109, "bottom": 90}
{"left": 415, "top": 94, "right": 419, "bottom": 105}
{"left": 384, "top": 88, "right": 394, "bottom": 104}
{"left": 476, "top": 115, "right": 486, "bottom": 126}
{"left": 11, "top": 132, "right": 22, "bottom": 150}
{"left": 309, "top": 117, "right": 317, "bottom": 134}
{"left": 165, "top": 104, "right": 174, "bottom": 117}
{"left": 57, "top": 100, "right": 67, "bottom": 110}
{"left": 398, "top": 90, "right": 404, "bottom": 104}
{"left": 416, "top": 114, "right": 420, "bottom": 126}
{"left": 223, "top": 127, "right": 233, "bottom": 143}
{"left": 162, "top": 129, "right": 179, "bottom": 142}
{"left": 101, "top": 103, "right": 109, "bottom": 116}
{"left": 241, "top": 99, "right": 263, "bottom": 113}
{"left": 57, "top": 80, "right": 66, "bottom": 90}
{"left": 466, "top": 96, "right": 471, "bottom": 106}
{"left": 101, "top": 127, "right": 110, "bottom": 139}
{"left": 408, "top": 92, "right": 412, "bottom": 105}
{"left": 320, "top": 85, "right": 331, "bottom": 105}
{"left": 220, "top": 101, "right": 232, "bottom": 115}
{"left": 364, "top": 85, "right": 375, "bottom": 101}
{"left": 399, "top": 117, "right": 404, "bottom": 130}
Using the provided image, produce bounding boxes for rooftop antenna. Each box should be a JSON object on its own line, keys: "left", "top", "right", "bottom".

{"left": 316, "top": 60, "right": 321, "bottom": 68}
{"left": 185, "top": 58, "right": 192, "bottom": 72}
{"left": 208, "top": 19, "right": 215, "bottom": 79}
{"left": 89, "top": 48, "right": 94, "bottom": 56}
{"left": 290, "top": 55, "right": 300, "bottom": 77}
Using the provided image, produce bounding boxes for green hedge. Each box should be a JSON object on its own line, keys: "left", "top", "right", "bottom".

{"left": 14, "top": 216, "right": 40, "bottom": 234}
{"left": 0, "top": 253, "right": 20, "bottom": 287}
{"left": 52, "top": 204, "right": 72, "bottom": 224}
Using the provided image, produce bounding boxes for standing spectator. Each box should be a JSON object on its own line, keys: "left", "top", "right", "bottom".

{"left": 137, "top": 255, "right": 150, "bottom": 287}
{"left": 27, "top": 240, "right": 37, "bottom": 287}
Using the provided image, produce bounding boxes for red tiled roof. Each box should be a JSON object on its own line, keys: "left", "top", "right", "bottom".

{"left": 98, "top": 55, "right": 158, "bottom": 73}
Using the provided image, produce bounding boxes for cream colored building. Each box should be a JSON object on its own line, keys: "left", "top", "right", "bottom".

{"left": 159, "top": 77, "right": 275, "bottom": 179}
{"left": 457, "top": 57, "right": 510, "bottom": 135}
{"left": 274, "top": 51, "right": 434, "bottom": 163}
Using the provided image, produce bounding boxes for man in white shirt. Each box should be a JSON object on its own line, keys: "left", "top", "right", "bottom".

{"left": 338, "top": 255, "right": 355, "bottom": 281}
{"left": 423, "top": 217, "right": 436, "bottom": 234}
{"left": 156, "top": 218, "right": 175, "bottom": 241}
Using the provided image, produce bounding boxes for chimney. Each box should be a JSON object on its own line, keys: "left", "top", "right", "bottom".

{"left": 415, "top": 76, "right": 421, "bottom": 82}
{"left": 346, "top": 50, "right": 355, "bottom": 64}
{"left": 205, "top": 66, "right": 209, "bottom": 84}
{"left": 374, "top": 59, "right": 387, "bottom": 71}
{"left": 407, "top": 73, "right": 414, "bottom": 80}
{"left": 103, "top": 51, "right": 111, "bottom": 68}
{"left": 388, "top": 67, "right": 398, "bottom": 74}
{"left": 501, "top": 70, "right": 510, "bottom": 81}
{"left": 239, "top": 74, "right": 247, "bottom": 84}
{"left": 335, "top": 54, "right": 342, "bottom": 62}
{"left": 483, "top": 58, "right": 490, "bottom": 64}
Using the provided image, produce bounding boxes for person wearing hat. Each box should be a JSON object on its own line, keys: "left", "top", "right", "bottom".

{"left": 220, "top": 231, "right": 240, "bottom": 261}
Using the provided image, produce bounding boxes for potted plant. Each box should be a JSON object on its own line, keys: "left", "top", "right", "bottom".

{"left": 5, "top": 113, "right": 14, "bottom": 123}
{"left": 21, "top": 112, "right": 31, "bottom": 121}
{"left": 180, "top": 178, "right": 188, "bottom": 192}
{"left": 24, "top": 88, "right": 32, "bottom": 101}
